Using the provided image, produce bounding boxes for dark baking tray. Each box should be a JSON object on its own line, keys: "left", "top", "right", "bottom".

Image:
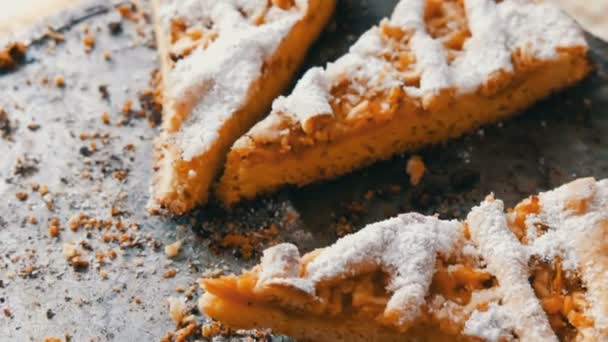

{"left": 0, "top": 0, "right": 607, "bottom": 340}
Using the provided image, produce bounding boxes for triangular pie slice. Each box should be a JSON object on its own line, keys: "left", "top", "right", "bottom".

{"left": 217, "top": 0, "right": 591, "bottom": 206}
{"left": 151, "top": 0, "right": 336, "bottom": 214}
{"left": 199, "top": 177, "right": 608, "bottom": 341}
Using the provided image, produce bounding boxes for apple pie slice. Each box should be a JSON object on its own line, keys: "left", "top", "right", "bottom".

{"left": 217, "top": 0, "right": 591, "bottom": 206}
{"left": 150, "top": 0, "right": 335, "bottom": 214}
{"left": 200, "top": 178, "right": 608, "bottom": 341}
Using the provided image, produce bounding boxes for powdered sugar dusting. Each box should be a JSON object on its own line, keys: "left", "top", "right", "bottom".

{"left": 574, "top": 219, "right": 608, "bottom": 332}
{"left": 239, "top": 0, "right": 587, "bottom": 141}
{"left": 452, "top": 0, "right": 513, "bottom": 93}
{"left": 520, "top": 178, "right": 608, "bottom": 334}
{"left": 157, "top": 0, "right": 306, "bottom": 161}
{"left": 257, "top": 243, "right": 301, "bottom": 286}
{"left": 272, "top": 67, "right": 333, "bottom": 134}
{"left": 498, "top": 0, "right": 587, "bottom": 60}
{"left": 256, "top": 213, "right": 464, "bottom": 325}
{"left": 464, "top": 302, "right": 514, "bottom": 342}
{"left": 467, "top": 196, "right": 558, "bottom": 341}
{"left": 523, "top": 178, "right": 599, "bottom": 270}
{"left": 409, "top": 32, "right": 453, "bottom": 98}
{"left": 393, "top": 0, "right": 453, "bottom": 99}
{"left": 257, "top": 244, "right": 316, "bottom": 294}
{"left": 310, "top": 214, "right": 462, "bottom": 324}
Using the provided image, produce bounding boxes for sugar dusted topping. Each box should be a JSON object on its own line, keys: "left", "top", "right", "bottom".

{"left": 257, "top": 243, "right": 301, "bottom": 287}
{"left": 157, "top": 0, "right": 307, "bottom": 160}
{"left": 451, "top": 0, "right": 513, "bottom": 93}
{"left": 468, "top": 178, "right": 608, "bottom": 339}
{"left": 257, "top": 213, "right": 464, "bottom": 325}
{"left": 393, "top": 0, "right": 453, "bottom": 98}
{"left": 467, "top": 196, "right": 557, "bottom": 341}
{"left": 523, "top": 178, "right": 599, "bottom": 270}
{"left": 498, "top": 0, "right": 587, "bottom": 60}
{"left": 308, "top": 214, "right": 463, "bottom": 324}
{"left": 243, "top": 0, "right": 587, "bottom": 140}
{"left": 463, "top": 302, "right": 514, "bottom": 342}
{"left": 518, "top": 178, "right": 608, "bottom": 333}
{"left": 272, "top": 68, "right": 333, "bottom": 134}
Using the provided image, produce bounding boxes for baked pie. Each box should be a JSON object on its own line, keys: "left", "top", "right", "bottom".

{"left": 200, "top": 178, "right": 608, "bottom": 341}
{"left": 150, "top": 0, "right": 335, "bottom": 214}
{"left": 217, "top": 0, "right": 591, "bottom": 206}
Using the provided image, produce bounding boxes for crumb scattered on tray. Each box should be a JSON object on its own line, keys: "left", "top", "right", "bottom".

{"left": 54, "top": 75, "right": 65, "bottom": 88}
{"left": 116, "top": 3, "right": 140, "bottom": 22}
{"left": 0, "top": 42, "right": 27, "bottom": 71}
{"left": 15, "top": 192, "right": 28, "bottom": 201}
{"left": 216, "top": 225, "right": 280, "bottom": 260}
{"left": 0, "top": 108, "right": 16, "bottom": 141}
{"left": 43, "top": 337, "right": 62, "bottom": 342}
{"left": 165, "top": 240, "right": 182, "bottom": 258}
{"left": 48, "top": 218, "right": 62, "bottom": 238}
{"left": 406, "top": 155, "right": 426, "bottom": 186}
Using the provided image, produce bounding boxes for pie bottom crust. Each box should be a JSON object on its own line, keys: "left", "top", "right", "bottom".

{"left": 201, "top": 292, "right": 469, "bottom": 342}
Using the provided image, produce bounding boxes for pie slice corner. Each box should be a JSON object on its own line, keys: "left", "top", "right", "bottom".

{"left": 216, "top": 0, "right": 592, "bottom": 206}
{"left": 150, "top": 0, "right": 336, "bottom": 214}
{"left": 200, "top": 177, "right": 608, "bottom": 341}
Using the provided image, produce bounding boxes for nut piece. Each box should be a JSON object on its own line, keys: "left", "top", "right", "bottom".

{"left": 15, "top": 192, "right": 28, "bottom": 201}
{"left": 164, "top": 240, "right": 182, "bottom": 258}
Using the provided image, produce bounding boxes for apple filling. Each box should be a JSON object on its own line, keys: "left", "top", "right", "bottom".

{"left": 530, "top": 258, "right": 593, "bottom": 341}
{"left": 507, "top": 195, "right": 595, "bottom": 340}
{"left": 205, "top": 248, "right": 496, "bottom": 339}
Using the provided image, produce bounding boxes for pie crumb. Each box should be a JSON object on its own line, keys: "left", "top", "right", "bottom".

{"left": 0, "top": 42, "right": 27, "bottom": 71}
{"left": 101, "top": 112, "right": 110, "bottom": 124}
{"left": 15, "top": 192, "right": 28, "bottom": 201}
{"left": 55, "top": 75, "right": 65, "bottom": 88}
{"left": 83, "top": 34, "right": 95, "bottom": 52}
{"left": 165, "top": 269, "right": 177, "bottom": 278}
{"left": 48, "top": 218, "right": 62, "bottom": 238}
{"left": 201, "top": 322, "right": 222, "bottom": 338}
{"left": 406, "top": 155, "right": 426, "bottom": 186}
{"left": 43, "top": 337, "right": 61, "bottom": 342}
{"left": 165, "top": 240, "right": 182, "bottom": 258}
